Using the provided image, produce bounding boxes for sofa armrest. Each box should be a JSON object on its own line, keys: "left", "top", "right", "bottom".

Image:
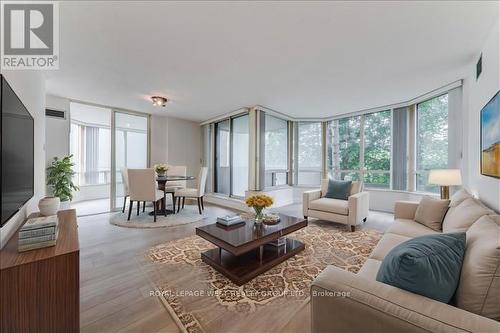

{"left": 311, "top": 265, "right": 500, "bottom": 333}
{"left": 348, "top": 191, "right": 369, "bottom": 226}
{"left": 303, "top": 189, "right": 322, "bottom": 216}
{"left": 394, "top": 201, "right": 419, "bottom": 220}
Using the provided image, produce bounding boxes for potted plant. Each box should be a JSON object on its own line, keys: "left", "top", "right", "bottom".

{"left": 43, "top": 155, "right": 79, "bottom": 214}
{"left": 245, "top": 194, "right": 274, "bottom": 225}
{"left": 154, "top": 163, "right": 169, "bottom": 177}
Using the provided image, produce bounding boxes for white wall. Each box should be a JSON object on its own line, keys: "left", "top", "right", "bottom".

{"left": 0, "top": 71, "right": 46, "bottom": 249}
{"left": 150, "top": 115, "right": 168, "bottom": 165}
{"left": 462, "top": 20, "right": 500, "bottom": 212}
{"left": 45, "top": 95, "right": 70, "bottom": 164}
{"left": 156, "top": 116, "right": 201, "bottom": 177}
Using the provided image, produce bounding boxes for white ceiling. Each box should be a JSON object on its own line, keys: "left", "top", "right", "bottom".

{"left": 45, "top": 1, "right": 499, "bottom": 122}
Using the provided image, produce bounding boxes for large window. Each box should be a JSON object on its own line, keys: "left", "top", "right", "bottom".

{"left": 204, "top": 88, "right": 453, "bottom": 196}
{"left": 328, "top": 116, "right": 361, "bottom": 181}
{"left": 363, "top": 110, "right": 391, "bottom": 188}
{"left": 70, "top": 103, "right": 112, "bottom": 187}
{"left": 416, "top": 94, "right": 448, "bottom": 192}
{"left": 295, "top": 122, "right": 322, "bottom": 185}
{"left": 264, "top": 114, "right": 288, "bottom": 187}
{"left": 327, "top": 110, "right": 391, "bottom": 188}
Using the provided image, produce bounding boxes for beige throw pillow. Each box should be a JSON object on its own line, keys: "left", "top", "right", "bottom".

{"left": 414, "top": 196, "right": 450, "bottom": 231}
{"left": 350, "top": 181, "right": 362, "bottom": 195}
{"left": 449, "top": 188, "right": 472, "bottom": 207}
{"left": 455, "top": 215, "right": 500, "bottom": 320}
{"left": 442, "top": 198, "right": 494, "bottom": 232}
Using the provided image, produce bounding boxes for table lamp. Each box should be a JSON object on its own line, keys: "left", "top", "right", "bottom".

{"left": 428, "top": 169, "right": 462, "bottom": 200}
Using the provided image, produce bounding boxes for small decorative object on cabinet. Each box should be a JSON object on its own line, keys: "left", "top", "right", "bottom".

{"left": 38, "top": 196, "right": 60, "bottom": 216}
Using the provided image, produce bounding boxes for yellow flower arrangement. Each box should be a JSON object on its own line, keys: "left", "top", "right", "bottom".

{"left": 245, "top": 194, "right": 274, "bottom": 209}
{"left": 246, "top": 194, "right": 274, "bottom": 223}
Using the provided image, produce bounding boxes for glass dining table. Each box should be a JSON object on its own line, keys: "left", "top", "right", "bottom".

{"left": 148, "top": 175, "right": 196, "bottom": 216}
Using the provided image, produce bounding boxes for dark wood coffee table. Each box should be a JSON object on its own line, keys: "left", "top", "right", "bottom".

{"left": 195, "top": 214, "right": 307, "bottom": 285}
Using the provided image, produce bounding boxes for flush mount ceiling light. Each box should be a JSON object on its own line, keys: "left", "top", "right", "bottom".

{"left": 151, "top": 96, "right": 168, "bottom": 107}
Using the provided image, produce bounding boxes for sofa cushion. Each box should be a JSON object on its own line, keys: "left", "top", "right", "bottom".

{"left": 442, "top": 198, "right": 494, "bottom": 232}
{"left": 320, "top": 179, "right": 362, "bottom": 197}
{"left": 369, "top": 233, "right": 410, "bottom": 261}
{"left": 357, "top": 258, "right": 382, "bottom": 280}
{"left": 455, "top": 215, "right": 500, "bottom": 320}
{"left": 414, "top": 196, "right": 450, "bottom": 231}
{"left": 350, "top": 181, "right": 362, "bottom": 195}
{"left": 376, "top": 232, "right": 466, "bottom": 303}
{"left": 387, "top": 219, "right": 439, "bottom": 238}
{"left": 309, "top": 198, "right": 349, "bottom": 215}
{"left": 450, "top": 188, "right": 472, "bottom": 207}
{"left": 325, "top": 179, "right": 352, "bottom": 200}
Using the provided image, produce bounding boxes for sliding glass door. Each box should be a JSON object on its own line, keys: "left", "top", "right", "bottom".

{"left": 69, "top": 103, "right": 112, "bottom": 215}
{"left": 113, "top": 111, "right": 149, "bottom": 210}
{"left": 214, "top": 114, "right": 249, "bottom": 197}
{"left": 69, "top": 102, "right": 150, "bottom": 215}
{"left": 231, "top": 115, "right": 249, "bottom": 197}
{"left": 215, "top": 120, "right": 230, "bottom": 195}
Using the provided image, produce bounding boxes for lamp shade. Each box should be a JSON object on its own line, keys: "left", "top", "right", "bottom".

{"left": 428, "top": 169, "right": 462, "bottom": 186}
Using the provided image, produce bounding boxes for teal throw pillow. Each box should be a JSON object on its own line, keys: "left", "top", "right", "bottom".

{"left": 325, "top": 179, "right": 352, "bottom": 200}
{"left": 376, "top": 232, "right": 466, "bottom": 303}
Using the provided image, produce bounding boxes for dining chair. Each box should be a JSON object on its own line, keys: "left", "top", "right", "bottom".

{"left": 175, "top": 167, "right": 208, "bottom": 214}
{"left": 120, "top": 168, "right": 129, "bottom": 213}
{"left": 164, "top": 165, "right": 187, "bottom": 213}
{"left": 127, "top": 168, "right": 166, "bottom": 222}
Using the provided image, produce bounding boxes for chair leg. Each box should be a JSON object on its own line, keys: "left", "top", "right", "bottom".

{"left": 177, "top": 197, "right": 181, "bottom": 213}
{"left": 122, "top": 196, "right": 127, "bottom": 213}
{"left": 200, "top": 196, "right": 204, "bottom": 210}
{"left": 137, "top": 200, "right": 140, "bottom": 216}
{"left": 143, "top": 201, "right": 145, "bottom": 212}
{"left": 164, "top": 194, "right": 167, "bottom": 217}
{"left": 171, "top": 193, "right": 176, "bottom": 214}
{"left": 197, "top": 197, "right": 202, "bottom": 214}
{"left": 182, "top": 197, "right": 185, "bottom": 209}
{"left": 350, "top": 225, "right": 355, "bottom": 232}
{"left": 153, "top": 201, "right": 157, "bottom": 222}
{"left": 128, "top": 200, "right": 133, "bottom": 221}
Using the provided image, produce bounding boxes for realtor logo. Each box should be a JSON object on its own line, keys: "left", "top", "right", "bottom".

{"left": 1, "top": 1, "right": 59, "bottom": 69}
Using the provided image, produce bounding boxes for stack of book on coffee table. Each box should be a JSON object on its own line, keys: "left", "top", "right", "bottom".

{"left": 18, "top": 215, "right": 59, "bottom": 252}
{"left": 216, "top": 214, "right": 243, "bottom": 226}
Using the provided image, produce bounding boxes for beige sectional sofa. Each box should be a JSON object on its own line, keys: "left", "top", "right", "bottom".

{"left": 311, "top": 190, "right": 500, "bottom": 333}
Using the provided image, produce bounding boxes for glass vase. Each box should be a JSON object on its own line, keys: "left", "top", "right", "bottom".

{"left": 254, "top": 207, "right": 264, "bottom": 225}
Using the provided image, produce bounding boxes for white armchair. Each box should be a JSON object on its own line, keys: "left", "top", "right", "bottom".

{"left": 303, "top": 179, "right": 369, "bottom": 231}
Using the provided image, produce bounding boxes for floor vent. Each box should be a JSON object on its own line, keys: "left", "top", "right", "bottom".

{"left": 45, "top": 109, "right": 66, "bottom": 119}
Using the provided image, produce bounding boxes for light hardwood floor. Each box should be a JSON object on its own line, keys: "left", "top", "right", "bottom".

{"left": 79, "top": 202, "right": 392, "bottom": 333}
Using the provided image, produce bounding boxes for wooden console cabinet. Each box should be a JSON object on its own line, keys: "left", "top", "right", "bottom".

{"left": 0, "top": 209, "right": 79, "bottom": 333}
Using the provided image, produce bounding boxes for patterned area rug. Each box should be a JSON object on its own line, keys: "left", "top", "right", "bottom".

{"left": 143, "top": 223, "right": 381, "bottom": 333}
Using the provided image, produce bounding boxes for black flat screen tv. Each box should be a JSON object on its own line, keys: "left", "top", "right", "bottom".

{"left": 0, "top": 75, "right": 34, "bottom": 227}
